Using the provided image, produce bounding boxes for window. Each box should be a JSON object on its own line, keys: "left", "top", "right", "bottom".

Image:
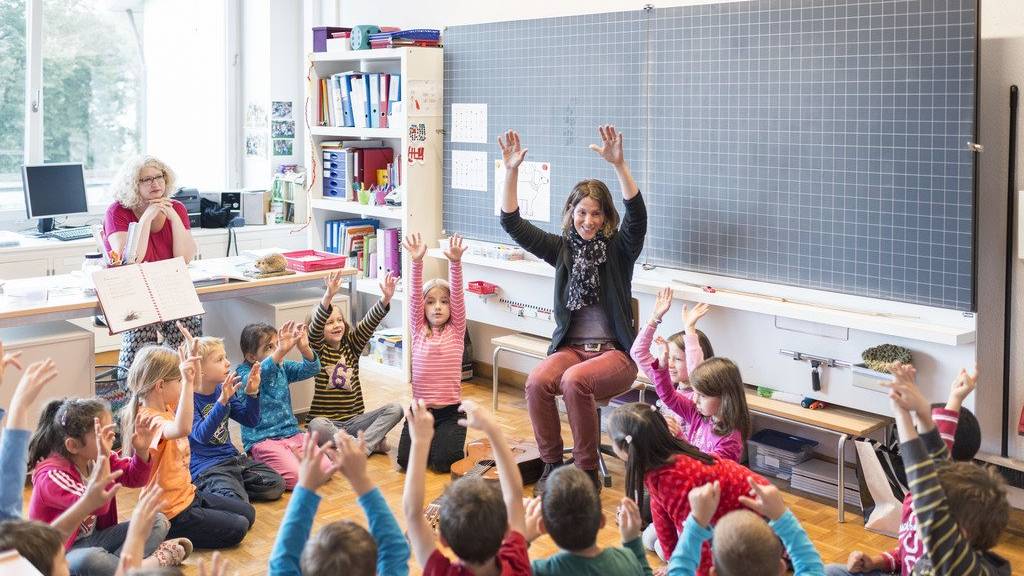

{"left": 0, "top": 0, "right": 27, "bottom": 196}
{"left": 42, "top": 0, "right": 144, "bottom": 205}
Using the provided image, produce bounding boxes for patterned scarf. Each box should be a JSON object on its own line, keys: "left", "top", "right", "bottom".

{"left": 565, "top": 227, "right": 608, "bottom": 311}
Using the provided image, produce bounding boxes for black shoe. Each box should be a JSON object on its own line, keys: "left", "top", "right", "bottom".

{"left": 582, "top": 468, "right": 602, "bottom": 494}
{"left": 533, "top": 461, "right": 565, "bottom": 497}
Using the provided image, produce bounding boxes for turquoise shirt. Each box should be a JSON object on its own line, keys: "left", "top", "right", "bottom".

{"left": 237, "top": 355, "right": 320, "bottom": 451}
{"left": 532, "top": 537, "right": 653, "bottom": 576}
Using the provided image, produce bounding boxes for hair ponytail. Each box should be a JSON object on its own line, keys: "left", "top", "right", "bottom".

{"left": 28, "top": 398, "right": 109, "bottom": 468}
{"left": 121, "top": 345, "right": 181, "bottom": 457}
{"left": 610, "top": 402, "right": 714, "bottom": 507}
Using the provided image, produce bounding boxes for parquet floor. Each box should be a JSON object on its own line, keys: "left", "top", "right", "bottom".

{"left": 26, "top": 363, "right": 1024, "bottom": 574}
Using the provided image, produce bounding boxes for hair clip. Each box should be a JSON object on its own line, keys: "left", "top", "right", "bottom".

{"left": 624, "top": 434, "right": 633, "bottom": 444}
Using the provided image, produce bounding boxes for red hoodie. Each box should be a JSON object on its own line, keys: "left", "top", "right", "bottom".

{"left": 29, "top": 452, "right": 152, "bottom": 548}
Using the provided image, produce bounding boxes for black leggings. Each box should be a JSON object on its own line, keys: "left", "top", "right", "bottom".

{"left": 166, "top": 489, "right": 254, "bottom": 549}
{"left": 397, "top": 403, "right": 467, "bottom": 473}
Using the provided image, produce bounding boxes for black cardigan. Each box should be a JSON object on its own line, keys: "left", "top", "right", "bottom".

{"left": 500, "top": 193, "right": 647, "bottom": 355}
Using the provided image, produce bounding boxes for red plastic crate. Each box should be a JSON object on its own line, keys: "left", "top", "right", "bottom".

{"left": 467, "top": 280, "right": 498, "bottom": 295}
{"left": 281, "top": 250, "right": 347, "bottom": 272}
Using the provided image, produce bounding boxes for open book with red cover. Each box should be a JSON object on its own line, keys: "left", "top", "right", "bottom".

{"left": 92, "top": 257, "right": 204, "bottom": 334}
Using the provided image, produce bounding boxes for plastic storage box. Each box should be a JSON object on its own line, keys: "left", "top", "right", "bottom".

{"left": 747, "top": 429, "right": 818, "bottom": 480}
{"left": 282, "top": 250, "right": 347, "bottom": 272}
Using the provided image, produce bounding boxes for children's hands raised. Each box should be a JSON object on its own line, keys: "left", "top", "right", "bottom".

{"left": 682, "top": 302, "right": 710, "bottom": 333}
{"left": 275, "top": 321, "right": 298, "bottom": 354}
{"left": 883, "top": 363, "right": 929, "bottom": 417}
{"left": 406, "top": 399, "right": 435, "bottom": 444}
{"left": 333, "top": 430, "right": 373, "bottom": 495}
{"left": 379, "top": 271, "right": 398, "bottom": 306}
{"left": 523, "top": 496, "right": 544, "bottom": 543}
{"left": 403, "top": 233, "right": 427, "bottom": 262}
{"left": 177, "top": 342, "right": 200, "bottom": 384}
{"left": 81, "top": 448, "right": 123, "bottom": 511}
{"left": 294, "top": 323, "right": 311, "bottom": 354}
{"left": 664, "top": 412, "right": 683, "bottom": 438}
{"left": 175, "top": 320, "right": 195, "bottom": 348}
{"left": 948, "top": 366, "right": 978, "bottom": 410}
{"left": 0, "top": 339, "right": 23, "bottom": 383}
{"left": 457, "top": 399, "right": 496, "bottom": 435}
{"left": 219, "top": 372, "right": 241, "bottom": 405}
{"left": 6, "top": 358, "right": 57, "bottom": 430}
{"left": 243, "top": 366, "right": 261, "bottom": 396}
{"left": 324, "top": 270, "right": 346, "bottom": 299}
{"left": 687, "top": 480, "right": 721, "bottom": 528}
{"left": 654, "top": 336, "right": 671, "bottom": 368}
{"left": 297, "top": 432, "right": 341, "bottom": 493}
{"left": 588, "top": 125, "right": 625, "bottom": 167}
{"left": 617, "top": 497, "right": 643, "bottom": 543}
{"left": 444, "top": 234, "right": 466, "bottom": 263}
{"left": 652, "top": 287, "right": 673, "bottom": 321}
{"left": 95, "top": 417, "right": 116, "bottom": 457}
{"left": 198, "top": 552, "right": 232, "bottom": 576}
{"left": 738, "top": 477, "right": 787, "bottom": 521}
{"left": 498, "top": 130, "right": 528, "bottom": 170}
{"left": 130, "top": 413, "right": 160, "bottom": 457}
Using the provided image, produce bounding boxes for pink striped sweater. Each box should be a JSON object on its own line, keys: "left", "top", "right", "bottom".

{"left": 410, "top": 259, "right": 465, "bottom": 406}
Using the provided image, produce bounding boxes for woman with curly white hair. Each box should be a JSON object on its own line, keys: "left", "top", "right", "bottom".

{"left": 102, "top": 155, "right": 201, "bottom": 369}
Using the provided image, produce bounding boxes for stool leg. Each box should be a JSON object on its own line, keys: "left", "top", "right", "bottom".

{"left": 837, "top": 433, "right": 848, "bottom": 523}
{"left": 491, "top": 347, "right": 502, "bottom": 411}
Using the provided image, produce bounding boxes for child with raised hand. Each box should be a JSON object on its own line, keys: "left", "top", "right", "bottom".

{"left": 237, "top": 320, "right": 323, "bottom": 489}
{"left": 122, "top": 340, "right": 253, "bottom": 550}
{"left": 0, "top": 349, "right": 51, "bottom": 522}
{"left": 304, "top": 269, "right": 403, "bottom": 456}
{"left": 27, "top": 390, "right": 191, "bottom": 575}
{"left": 396, "top": 233, "right": 469, "bottom": 473}
{"left": 608, "top": 402, "right": 769, "bottom": 576}
{"left": 189, "top": 336, "right": 284, "bottom": 504}
{"left": 631, "top": 287, "right": 747, "bottom": 462}
{"left": 668, "top": 479, "right": 824, "bottom": 576}
{"left": 268, "top": 429, "right": 409, "bottom": 576}
{"left": 829, "top": 365, "right": 984, "bottom": 576}
{"left": 526, "top": 466, "right": 652, "bottom": 575}
{"left": 881, "top": 363, "right": 1010, "bottom": 576}
{"left": 403, "top": 399, "right": 532, "bottom": 575}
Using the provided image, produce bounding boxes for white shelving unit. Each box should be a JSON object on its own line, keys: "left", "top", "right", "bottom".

{"left": 304, "top": 47, "right": 444, "bottom": 385}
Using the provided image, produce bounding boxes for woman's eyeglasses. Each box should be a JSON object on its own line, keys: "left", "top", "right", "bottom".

{"left": 139, "top": 173, "right": 166, "bottom": 186}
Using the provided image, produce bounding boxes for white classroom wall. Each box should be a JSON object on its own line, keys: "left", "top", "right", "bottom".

{"left": 332, "top": 0, "right": 1024, "bottom": 457}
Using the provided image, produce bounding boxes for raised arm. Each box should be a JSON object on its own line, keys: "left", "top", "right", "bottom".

{"left": 1, "top": 356, "right": 51, "bottom": 521}
{"left": 404, "top": 234, "right": 427, "bottom": 335}
{"left": 401, "top": 400, "right": 438, "bottom": 567}
{"left": 191, "top": 375, "right": 239, "bottom": 444}
{"left": 459, "top": 401, "right": 526, "bottom": 535}
{"left": 498, "top": 130, "right": 528, "bottom": 214}
{"left": 162, "top": 341, "right": 199, "bottom": 440}
{"left": 444, "top": 235, "right": 467, "bottom": 336}
{"left": 589, "top": 125, "right": 638, "bottom": 201}
{"left": 497, "top": 130, "right": 562, "bottom": 264}
{"left": 310, "top": 270, "right": 346, "bottom": 347}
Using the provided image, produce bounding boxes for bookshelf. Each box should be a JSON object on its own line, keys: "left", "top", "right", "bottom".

{"left": 304, "top": 47, "right": 443, "bottom": 385}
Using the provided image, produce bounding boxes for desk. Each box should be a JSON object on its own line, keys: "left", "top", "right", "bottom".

{"left": 0, "top": 259, "right": 359, "bottom": 329}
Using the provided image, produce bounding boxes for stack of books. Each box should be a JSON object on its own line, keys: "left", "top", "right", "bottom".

{"left": 318, "top": 72, "right": 401, "bottom": 128}
{"left": 368, "top": 29, "right": 440, "bottom": 48}
{"left": 323, "top": 218, "right": 401, "bottom": 280}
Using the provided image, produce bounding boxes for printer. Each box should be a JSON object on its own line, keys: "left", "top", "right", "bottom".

{"left": 172, "top": 188, "right": 202, "bottom": 228}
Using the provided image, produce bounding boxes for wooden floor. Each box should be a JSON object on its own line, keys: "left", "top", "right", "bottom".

{"left": 28, "top": 364, "right": 1024, "bottom": 574}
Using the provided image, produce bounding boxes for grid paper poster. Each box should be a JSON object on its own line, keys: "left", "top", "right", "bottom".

{"left": 451, "top": 150, "right": 488, "bottom": 191}
{"left": 494, "top": 160, "right": 550, "bottom": 222}
{"left": 451, "top": 103, "right": 488, "bottom": 143}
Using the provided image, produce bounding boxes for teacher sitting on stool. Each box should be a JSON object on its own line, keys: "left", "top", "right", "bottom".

{"left": 498, "top": 125, "right": 646, "bottom": 495}
{"left": 103, "top": 155, "right": 200, "bottom": 370}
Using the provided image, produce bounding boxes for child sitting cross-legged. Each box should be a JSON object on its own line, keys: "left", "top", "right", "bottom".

{"left": 236, "top": 321, "right": 325, "bottom": 489}
{"left": 526, "top": 465, "right": 652, "bottom": 575}
{"left": 667, "top": 479, "right": 824, "bottom": 576}
{"left": 268, "top": 430, "right": 410, "bottom": 576}
{"left": 189, "top": 336, "right": 285, "bottom": 504}
{"left": 304, "top": 269, "right": 404, "bottom": 455}
{"left": 403, "top": 399, "right": 532, "bottom": 575}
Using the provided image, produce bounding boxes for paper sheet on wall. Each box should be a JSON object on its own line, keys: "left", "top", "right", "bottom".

{"left": 407, "top": 79, "right": 441, "bottom": 117}
{"left": 494, "top": 160, "right": 551, "bottom": 222}
{"left": 451, "top": 103, "right": 488, "bottom": 143}
{"left": 451, "top": 150, "right": 488, "bottom": 191}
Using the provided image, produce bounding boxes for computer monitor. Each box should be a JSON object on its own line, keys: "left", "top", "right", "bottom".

{"left": 21, "top": 163, "right": 89, "bottom": 233}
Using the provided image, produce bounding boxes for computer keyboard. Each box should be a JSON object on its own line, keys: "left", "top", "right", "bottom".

{"left": 46, "top": 227, "right": 94, "bottom": 241}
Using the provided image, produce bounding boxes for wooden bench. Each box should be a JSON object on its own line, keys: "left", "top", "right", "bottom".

{"left": 635, "top": 374, "right": 890, "bottom": 522}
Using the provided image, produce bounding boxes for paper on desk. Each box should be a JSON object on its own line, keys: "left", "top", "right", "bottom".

{"left": 451, "top": 150, "right": 488, "bottom": 192}
{"left": 451, "top": 103, "right": 488, "bottom": 144}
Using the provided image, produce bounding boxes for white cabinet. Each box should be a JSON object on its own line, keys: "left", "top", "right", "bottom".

{"left": 0, "top": 257, "right": 50, "bottom": 280}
